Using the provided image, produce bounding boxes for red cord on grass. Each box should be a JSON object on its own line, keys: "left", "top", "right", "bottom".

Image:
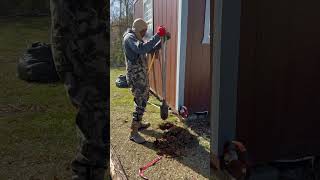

{"left": 138, "top": 156, "right": 163, "bottom": 180}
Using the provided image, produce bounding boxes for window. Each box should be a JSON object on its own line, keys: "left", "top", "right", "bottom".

{"left": 202, "top": 0, "right": 210, "bottom": 44}
{"left": 143, "top": 0, "right": 153, "bottom": 40}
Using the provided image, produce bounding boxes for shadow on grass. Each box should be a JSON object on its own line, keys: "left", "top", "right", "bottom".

{"left": 184, "top": 117, "right": 210, "bottom": 139}
{"left": 140, "top": 129, "right": 163, "bottom": 139}
{"left": 140, "top": 128, "right": 210, "bottom": 179}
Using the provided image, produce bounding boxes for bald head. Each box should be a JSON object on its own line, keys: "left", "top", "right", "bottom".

{"left": 132, "top": 18, "right": 148, "bottom": 40}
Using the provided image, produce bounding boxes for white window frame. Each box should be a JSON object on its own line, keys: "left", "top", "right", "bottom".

{"left": 176, "top": 0, "right": 188, "bottom": 111}
{"left": 143, "top": 0, "right": 154, "bottom": 40}
{"left": 202, "top": 0, "right": 210, "bottom": 44}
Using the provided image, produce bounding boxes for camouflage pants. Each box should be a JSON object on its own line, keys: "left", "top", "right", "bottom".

{"left": 65, "top": 73, "right": 108, "bottom": 180}
{"left": 126, "top": 61, "right": 150, "bottom": 121}
{"left": 50, "top": 0, "right": 108, "bottom": 179}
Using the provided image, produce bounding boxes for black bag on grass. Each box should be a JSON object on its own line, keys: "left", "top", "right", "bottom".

{"left": 17, "top": 42, "right": 60, "bottom": 83}
{"left": 115, "top": 74, "right": 129, "bottom": 88}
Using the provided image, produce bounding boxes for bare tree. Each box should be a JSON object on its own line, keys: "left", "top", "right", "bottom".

{"left": 111, "top": 0, "right": 135, "bottom": 67}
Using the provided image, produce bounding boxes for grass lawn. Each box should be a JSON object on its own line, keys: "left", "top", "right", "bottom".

{"left": 0, "top": 16, "right": 77, "bottom": 179}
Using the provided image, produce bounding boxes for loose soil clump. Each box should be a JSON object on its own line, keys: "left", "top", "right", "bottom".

{"left": 154, "top": 122, "right": 198, "bottom": 157}
{"left": 158, "top": 122, "right": 174, "bottom": 130}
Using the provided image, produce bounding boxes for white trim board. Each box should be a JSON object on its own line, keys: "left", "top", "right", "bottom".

{"left": 211, "top": 0, "right": 223, "bottom": 155}
{"left": 202, "top": 0, "right": 210, "bottom": 44}
{"left": 143, "top": 0, "right": 154, "bottom": 39}
{"left": 211, "top": 0, "right": 242, "bottom": 156}
{"left": 133, "top": 0, "right": 138, "bottom": 17}
{"left": 133, "top": 0, "right": 138, "bottom": 5}
{"left": 175, "top": 0, "right": 188, "bottom": 111}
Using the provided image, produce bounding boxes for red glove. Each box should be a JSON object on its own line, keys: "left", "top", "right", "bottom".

{"left": 156, "top": 26, "right": 166, "bottom": 37}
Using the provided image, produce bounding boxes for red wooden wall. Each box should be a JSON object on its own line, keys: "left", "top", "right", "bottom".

{"left": 237, "top": 0, "right": 320, "bottom": 162}
{"left": 134, "top": 0, "right": 178, "bottom": 109}
{"left": 184, "top": 0, "right": 211, "bottom": 113}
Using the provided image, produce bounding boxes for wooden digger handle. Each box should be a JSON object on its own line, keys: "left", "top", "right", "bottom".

{"left": 147, "top": 51, "right": 157, "bottom": 74}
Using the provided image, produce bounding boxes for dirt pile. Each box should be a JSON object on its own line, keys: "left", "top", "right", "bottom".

{"left": 158, "top": 122, "right": 174, "bottom": 130}
{"left": 154, "top": 122, "right": 198, "bottom": 157}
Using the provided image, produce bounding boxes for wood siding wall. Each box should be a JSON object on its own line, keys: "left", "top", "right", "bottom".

{"left": 237, "top": 0, "right": 320, "bottom": 163}
{"left": 184, "top": 0, "right": 211, "bottom": 113}
{"left": 150, "top": 0, "right": 178, "bottom": 108}
{"left": 134, "top": 0, "right": 178, "bottom": 109}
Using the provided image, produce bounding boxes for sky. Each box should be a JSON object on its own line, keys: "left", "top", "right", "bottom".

{"left": 110, "top": 0, "right": 134, "bottom": 21}
{"left": 110, "top": 0, "right": 119, "bottom": 21}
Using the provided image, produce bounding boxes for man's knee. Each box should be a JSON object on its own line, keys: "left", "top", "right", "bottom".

{"left": 134, "top": 95, "right": 148, "bottom": 107}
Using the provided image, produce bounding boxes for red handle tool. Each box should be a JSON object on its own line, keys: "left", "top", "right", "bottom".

{"left": 139, "top": 156, "right": 163, "bottom": 180}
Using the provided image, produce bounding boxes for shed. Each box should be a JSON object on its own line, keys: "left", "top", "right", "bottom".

{"left": 133, "top": 0, "right": 211, "bottom": 114}
{"left": 211, "top": 0, "right": 320, "bottom": 164}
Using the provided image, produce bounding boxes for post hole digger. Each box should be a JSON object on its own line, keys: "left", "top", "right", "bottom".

{"left": 148, "top": 35, "right": 170, "bottom": 120}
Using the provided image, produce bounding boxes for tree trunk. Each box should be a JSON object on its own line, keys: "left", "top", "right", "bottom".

{"left": 119, "top": 0, "right": 123, "bottom": 37}
{"left": 125, "top": 0, "right": 129, "bottom": 28}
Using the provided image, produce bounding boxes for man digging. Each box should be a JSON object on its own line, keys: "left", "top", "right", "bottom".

{"left": 123, "top": 18, "right": 170, "bottom": 144}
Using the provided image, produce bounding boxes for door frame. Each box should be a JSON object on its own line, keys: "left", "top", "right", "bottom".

{"left": 210, "top": 0, "right": 242, "bottom": 156}
{"left": 175, "top": 0, "right": 189, "bottom": 111}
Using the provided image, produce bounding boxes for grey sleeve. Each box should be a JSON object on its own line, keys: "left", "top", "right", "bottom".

{"left": 126, "top": 34, "right": 161, "bottom": 55}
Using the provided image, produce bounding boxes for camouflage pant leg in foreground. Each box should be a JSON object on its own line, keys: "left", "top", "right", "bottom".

{"left": 127, "top": 65, "right": 150, "bottom": 121}
{"left": 65, "top": 74, "right": 108, "bottom": 180}
{"left": 50, "top": 0, "right": 109, "bottom": 179}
